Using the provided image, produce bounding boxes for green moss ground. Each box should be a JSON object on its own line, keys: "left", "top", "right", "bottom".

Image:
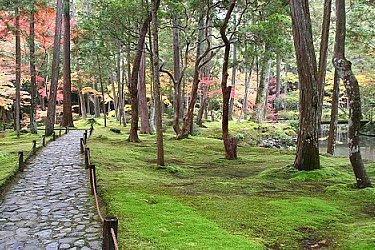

{"left": 86, "top": 120, "right": 375, "bottom": 249}
{"left": 0, "top": 131, "right": 44, "bottom": 187}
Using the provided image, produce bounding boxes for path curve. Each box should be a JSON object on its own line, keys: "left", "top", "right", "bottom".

{"left": 0, "top": 130, "right": 101, "bottom": 249}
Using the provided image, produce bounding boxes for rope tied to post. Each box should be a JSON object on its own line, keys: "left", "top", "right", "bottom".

{"left": 110, "top": 227, "right": 119, "bottom": 250}
{"left": 90, "top": 168, "right": 104, "bottom": 223}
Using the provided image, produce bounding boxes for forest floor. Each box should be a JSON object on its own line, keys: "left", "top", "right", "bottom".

{"left": 0, "top": 131, "right": 43, "bottom": 188}
{"left": 83, "top": 119, "right": 375, "bottom": 249}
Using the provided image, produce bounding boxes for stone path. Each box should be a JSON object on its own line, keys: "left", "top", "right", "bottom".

{"left": 0, "top": 130, "right": 101, "bottom": 249}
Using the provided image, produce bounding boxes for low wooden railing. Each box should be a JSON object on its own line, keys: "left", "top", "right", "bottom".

{"left": 80, "top": 126, "right": 119, "bottom": 250}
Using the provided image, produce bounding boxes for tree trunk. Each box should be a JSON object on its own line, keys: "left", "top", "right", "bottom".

{"left": 196, "top": 87, "right": 207, "bottom": 126}
{"left": 93, "top": 79, "right": 100, "bottom": 117}
{"left": 96, "top": 55, "right": 107, "bottom": 127}
{"left": 228, "top": 41, "right": 237, "bottom": 120}
{"left": 29, "top": 4, "right": 37, "bottom": 134}
{"left": 263, "top": 59, "right": 272, "bottom": 119}
{"left": 45, "top": 0, "right": 63, "bottom": 136}
{"left": 62, "top": 0, "right": 74, "bottom": 127}
{"left": 128, "top": 14, "right": 152, "bottom": 142}
{"left": 151, "top": 0, "right": 164, "bottom": 166}
{"left": 317, "top": 0, "right": 332, "bottom": 117}
{"left": 255, "top": 54, "right": 269, "bottom": 123}
{"left": 177, "top": 14, "right": 205, "bottom": 139}
{"left": 220, "top": 0, "right": 237, "bottom": 160}
{"left": 239, "top": 61, "right": 253, "bottom": 122}
{"left": 327, "top": 70, "right": 339, "bottom": 155}
{"left": 15, "top": 8, "right": 21, "bottom": 137}
{"left": 275, "top": 54, "right": 281, "bottom": 99}
{"left": 172, "top": 14, "right": 182, "bottom": 134}
{"left": 138, "top": 46, "right": 150, "bottom": 134}
{"left": 117, "top": 43, "right": 124, "bottom": 125}
{"left": 86, "top": 93, "right": 91, "bottom": 115}
{"left": 111, "top": 74, "right": 118, "bottom": 118}
{"left": 79, "top": 88, "right": 87, "bottom": 118}
{"left": 290, "top": 0, "right": 320, "bottom": 171}
{"left": 333, "top": 0, "right": 371, "bottom": 188}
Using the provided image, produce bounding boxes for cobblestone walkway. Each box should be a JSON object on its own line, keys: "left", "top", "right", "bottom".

{"left": 0, "top": 130, "right": 101, "bottom": 249}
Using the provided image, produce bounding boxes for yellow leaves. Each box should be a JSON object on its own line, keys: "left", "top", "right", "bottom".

{"left": 162, "top": 96, "right": 171, "bottom": 107}
{"left": 81, "top": 86, "right": 101, "bottom": 96}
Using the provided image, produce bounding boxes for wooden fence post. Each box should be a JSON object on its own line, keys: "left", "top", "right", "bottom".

{"left": 80, "top": 138, "right": 84, "bottom": 153}
{"left": 84, "top": 131, "right": 87, "bottom": 144}
{"left": 84, "top": 147, "right": 90, "bottom": 169}
{"left": 89, "top": 164, "right": 97, "bottom": 195}
{"left": 52, "top": 132, "right": 56, "bottom": 141}
{"left": 42, "top": 135, "right": 46, "bottom": 146}
{"left": 32, "top": 140, "right": 37, "bottom": 154}
{"left": 103, "top": 216, "right": 118, "bottom": 250}
{"left": 18, "top": 151, "right": 24, "bottom": 172}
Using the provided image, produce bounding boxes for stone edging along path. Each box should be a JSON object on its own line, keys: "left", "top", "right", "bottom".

{"left": 0, "top": 130, "right": 102, "bottom": 249}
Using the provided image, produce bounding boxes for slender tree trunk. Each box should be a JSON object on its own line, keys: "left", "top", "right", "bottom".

{"left": 228, "top": 41, "right": 237, "bottom": 120}
{"left": 93, "top": 79, "right": 100, "bottom": 117}
{"left": 86, "top": 93, "right": 91, "bottom": 115}
{"left": 276, "top": 54, "right": 281, "bottom": 99}
{"left": 333, "top": 0, "right": 371, "bottom": 188}
{"left": 255, "top": 53, "right": 269, "bottom": 123}
{"left": 45, "top": 0, "right": 63, "bottom": 136}
{"left": 290, "top": 0, "right": 320, "bottom": 170}
{"left": 327, "top": 70, "right": 339, "bottom": 155}
{"left": 79, "top": 88, "right": 87, "bottom": 118}
{"left": 138, "top": 46, "right": 150, "bottom": 134}
{"left": 263, "top": 59, "right": 272, "bottom": 119}
{"left": 128, "top": 14, "right": 152, "bottom": 142}
{"left": 151, "top": 0, "right": 164, "bottom": 166}
{"left": 96, "top": 56, "right": 107, "bottom": 127}
{"left": 62, "top": 0, "right": 74, "bottom": 127}
{"left": 117, "top": 43, "right": 124, "bottom": 125}
{"left": 240, "top": 61, "right": 253, "bottom": 121}
{"left": 148, "top": 31, "right": 156, "bottom": 133}
{"left": 111, "top": 73, "right": 118, "bottom": 118}
{"left": 317, "top": 0, "right": 332, "bottom": 121}
{"left": 15, "top": 8, "right": 21, "bottom": 137}
{"left": 177, "top": 14, "right": 206, "bottom": 139}
{"left": 220, "top": 0, "right": 237, "bottom": 160}
{"left": 29, "top": 5, "right": 37, "bottom": 134}
{"left": 172, "top": 14, "right": 182, "bottom": 134}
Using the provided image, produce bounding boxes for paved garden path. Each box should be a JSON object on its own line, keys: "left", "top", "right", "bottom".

{"left": 0, "top": 130, "right": 101, "bottom": 250}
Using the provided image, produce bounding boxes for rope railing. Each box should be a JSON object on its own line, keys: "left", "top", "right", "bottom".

{"left": 81, "top": 128, "right": 119, "bottom": 250}
{"left": 110, "top": 228, "right": 119, "bottom": 250}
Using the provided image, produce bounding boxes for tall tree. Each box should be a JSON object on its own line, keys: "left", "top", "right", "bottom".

{"left": 289, "top": 0, "right": 320, "bottom": 170}
{"left": 327, "top": 70, "right": 340, "bottom": 155}
{"left": 45, "top": 0, "right": 63, "bottom": 136}
{"left": 172, "top": 13, "right": 182, "bottom": 134}
{"left": 317, "top": 0, "right": 332, "bottom": 130}
{"left": 128, "top": 12, "right": 152, "bottom": 142}
{"left": 61, "top": 0, "right": 74, "bottom": 127}
{"left": 29, "top": 1, "right": 37, "bottom": 134}
{"left": 228, "top": 40, "right": 237, "bottom": 120}
{"left": 138, "top": 46, "right": 150, "bottom": 134}
{"left": 15, "top": 7, "right": 21, "bottom": 137}
{"left": 220, "top": 0, "right": 237, "bottom": 159}
{"left": 332, "top": 0, "right": 372, "bottom": 188}
{"left": 151, "top": 0, "right": 164, "bottom": 166}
